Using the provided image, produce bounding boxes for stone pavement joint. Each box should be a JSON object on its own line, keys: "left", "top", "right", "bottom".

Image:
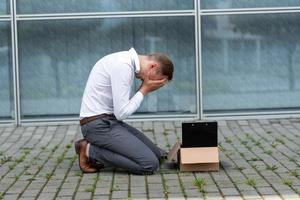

{"left": 0, "top": 118, "right": 300, "bottom": 200}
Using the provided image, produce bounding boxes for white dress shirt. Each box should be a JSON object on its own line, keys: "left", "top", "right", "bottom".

{"left": 80, "top": 48, "right": 144, "bottom": 120}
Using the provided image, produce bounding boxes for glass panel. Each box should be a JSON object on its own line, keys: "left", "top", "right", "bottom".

{"left": 17, "top": 0, "right": 193, "bottom": 14}
{"left": 0, "top": 22, "right": 13, "bottom": 119}
{"left": 18, "top": 16, "right": 196, "bottom": 118}
{"left": 0, "top": 0, "right": 9, "bottom": 14}
{"left": 201, "top": 0, "right": 300, "bottom": 9}
{"left": 202, "top": 13, "right": 300, "bottom": 113}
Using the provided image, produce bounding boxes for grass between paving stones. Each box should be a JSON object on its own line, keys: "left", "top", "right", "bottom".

{"left": 219, "top": 133, "right": 277, "bottom": 198}
{"left": 127, "top": 174, "right": 131, "bottom": 199}
{"left": 282, "top": 178, "right": 293, "bottom": 187}
{"left": 245, "top": 178, "right": 257, "bottom": 187}
{"left": 30, "top": 139, "right": 75, "bottom": 199}
{"left": 0, "top": 146, "right": 34, "bottom": 195}
{"left": 289, "top": 170, "right": 299, "bottom": 177}
{"left": 144, "top": 175, "right": 150, "bottom": 199}
{"left": 193, "top": 177, "right": 206, "bottom": 198}
{"left": 50, "top": 142, "right": 79, "bottom": 199}
{"left": 266, "top": 164, "right": 278, "bottom": 171}
{"left": 160, "top": 171, "right": 169, "bottom": 199}
{"left": 83, "top": 173, "right": 99, "bottom": 199}
{"left": 236, "top": 128, "right": 300, "bottom": 195}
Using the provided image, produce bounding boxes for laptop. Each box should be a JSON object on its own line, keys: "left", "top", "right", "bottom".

{"left": 181, "top": 121, "right": 218, "bottom": 148}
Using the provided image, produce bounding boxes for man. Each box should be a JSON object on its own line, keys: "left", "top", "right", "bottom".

{"left": 75, "top": 47, "right": 174, "bottom": 175}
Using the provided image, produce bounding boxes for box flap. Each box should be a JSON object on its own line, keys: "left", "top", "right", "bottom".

{"left": 167, "top": 141, "right": 181, "bottom": 162}
{"left": 180, "top": 147, "right": 219, "bottom": 164}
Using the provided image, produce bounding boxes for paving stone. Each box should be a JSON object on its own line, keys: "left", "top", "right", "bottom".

{"left": 1, "top": 119, "right": 300, "bottom": 199}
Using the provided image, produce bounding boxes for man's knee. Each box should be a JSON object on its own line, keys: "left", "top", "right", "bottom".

{"left": 141, "top": 157, "right": 159, "bottom": 173}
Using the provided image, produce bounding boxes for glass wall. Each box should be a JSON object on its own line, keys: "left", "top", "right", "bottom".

{"left": 0, "top": 22, "right": 13, "bottom": 119}
{"left": 18, "top": 17, "right": 196, "bottom": 118}
{"left": 202, "top": 13, "right": 300, "bottom": 113}
{"left": 2, "top": 0, "right": 300, "bottom": 123}
{"left": 0, "top": 0, "right": 9, "bottom": 14}
{"left": 17, "top": 0, "right": 194, "bottom": 14}
{"left": 201, "top": 0, "right": 300, "bottom": 9}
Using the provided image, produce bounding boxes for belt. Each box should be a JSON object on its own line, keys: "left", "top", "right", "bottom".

{"left": 80, "top": 114, "right": 115, "bottom": 126}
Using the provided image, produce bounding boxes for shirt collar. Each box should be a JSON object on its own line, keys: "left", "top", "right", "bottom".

{"left": 129, "top": 47, "right": 140, "bottom": 73}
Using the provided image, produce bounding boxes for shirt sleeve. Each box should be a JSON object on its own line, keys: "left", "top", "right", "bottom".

{"left": 110, "top": 64, "right": 144, "bottom": 120}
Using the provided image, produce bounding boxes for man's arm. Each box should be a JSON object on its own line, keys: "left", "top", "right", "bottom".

{"left": 111, "top": 64, "right": 144, "bottom": 120}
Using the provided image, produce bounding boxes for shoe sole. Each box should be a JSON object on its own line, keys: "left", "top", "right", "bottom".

{"left": 74, "top": 140, "right": 80, "bottom": 155}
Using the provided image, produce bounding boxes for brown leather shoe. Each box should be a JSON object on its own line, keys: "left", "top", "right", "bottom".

{"left": 74, "top": 139, "right": 99, "bottom": 173}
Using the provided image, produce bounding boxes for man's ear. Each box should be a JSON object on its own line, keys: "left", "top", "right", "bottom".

{"left": 151, "top": 62, "right": 159, "bottom": 70}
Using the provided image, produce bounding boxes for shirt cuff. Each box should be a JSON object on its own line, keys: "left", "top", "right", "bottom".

{"left": 136, "top": 91, "right": 144, "bottom": 99}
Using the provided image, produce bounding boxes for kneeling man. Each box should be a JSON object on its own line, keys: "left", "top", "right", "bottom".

{"left": 75, "top": 47, "right": 173, "bottom": 175}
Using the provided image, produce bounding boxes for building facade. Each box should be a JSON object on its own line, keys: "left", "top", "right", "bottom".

{"left": 1, "top": 1, "right": 300, "bottom": 125}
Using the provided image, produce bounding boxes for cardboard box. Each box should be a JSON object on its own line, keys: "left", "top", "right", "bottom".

{"left": 168, "top": 121, "right": 219, "bottom": 172}
{"left": 168, "top": 141, "right": 219, "bottom": 172}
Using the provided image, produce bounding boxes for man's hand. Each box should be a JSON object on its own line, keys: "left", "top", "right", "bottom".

{"left": 139, "top": 77, "right": 168, "bottom": 96}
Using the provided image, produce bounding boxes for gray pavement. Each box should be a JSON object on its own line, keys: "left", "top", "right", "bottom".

{"left": 0, "top": 118, "right": 300, "bottom": 200}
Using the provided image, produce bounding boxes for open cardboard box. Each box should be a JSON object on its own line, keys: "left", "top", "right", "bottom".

{"left": 168, "top": 141, "right": 219, "bottom": 172}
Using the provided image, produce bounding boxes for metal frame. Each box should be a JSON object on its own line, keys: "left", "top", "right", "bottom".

{"left": 1, "top": 0, "right": 300, "bottom": 126}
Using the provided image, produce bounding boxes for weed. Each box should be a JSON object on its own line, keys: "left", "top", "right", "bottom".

{"left": 9, "top": 164, "right": 15, "bottom": 170}
{"left": 15, "top": 157, "right": 25, "bottom": 164}
{"left": 282, "top": 178, "right": 293, "bottom": 187}
{"left": 249, "top": 157, "right": 261, "bottom": 162}
{"left": 264, "top": 150, "right": 273, "bottom": 155}
{"left": 56, "top": 155, "right": 64, "bottom": 164}
{"left": 84, "top": 187, "right": 95, "bottom": 193}
{"left": 37, "top": 165, "right": 43, "bottom": 170}
{"left": 239, "top": 153, "right": 245, "bottom": 157}
{"left": 245, "top": 178, "right": 256, "bottom": 187}
{"left": 0, "top": 156, "right": 12, "bottom": 164}
{"left": 275, "top": 138, "right": 285, "bottom": 145}
{"left": 288, "top": 157, "right": 296, "bottom": 162}
{"left": 271, "top": 141, "right": 279, "bottom": 148}
{"left": 225, "top": 138, "right": 232, "bottom": 144}
{"left": 290, "top": 170, "right": 299, "bottom": 177}
{"left": 65, "top": 144, "right": 72, "bottom": 149}
{"left": 45, "top": 173, "right": 53, "bottom": 180}
{"left": 52, "top": 145, "right": 59, "bottom": 152}
{"left": 251, "top": 164, "right": 258, "bottom": 170}
{"left": 234, "top": 166, "right": 245, "bottom": 171}
{"left": 74, "top": 171, "right": 82, "bottom": 177}
{"left": 266, "top": 165, "right": 278, "bottom": 171}
{"left": 193, "top": 178, "right": 206, "bottom": 193}
{"left": 112, "top": 185, "right": 120, "bottom": 191}
{"left": 255, "top": 141, "right": 263, "bottom": 148}
{"left": 246, "top": 145, "right": 252, "bottom": 150}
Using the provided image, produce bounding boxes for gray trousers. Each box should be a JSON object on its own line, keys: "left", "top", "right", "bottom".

{"left": 80, "top": 117, "right": 163, "bottom": 175}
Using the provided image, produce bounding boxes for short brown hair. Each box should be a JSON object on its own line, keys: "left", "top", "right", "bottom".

{"left": 149, "top": 53, "right": 174, "bottom": 81}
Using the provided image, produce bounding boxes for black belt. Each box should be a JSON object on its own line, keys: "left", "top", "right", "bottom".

{"left": 80, "top": 114, "right": 115, "bottom": 126}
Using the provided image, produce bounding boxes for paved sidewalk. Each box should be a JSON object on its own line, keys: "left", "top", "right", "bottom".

{"left": 0, "top": 118, "right": 300, "bottom": 200}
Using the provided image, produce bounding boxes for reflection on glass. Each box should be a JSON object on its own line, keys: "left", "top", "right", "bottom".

{"left": 202, "top": 13, "right": 300, "bottom": 113}
{"left": 201, "top": 0, "right": 300, "bottom": 9}
{"left": 17, "top": 0, "right": 193, "bottom": 14}
{"left": 0, "top": 0, "right": 9, "bottom": 14}
{"left": 18, "top": 17, "right": 196, "bottom": 118}
{"left": 0, "top": 22, "right": 13, "bottom": 119}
